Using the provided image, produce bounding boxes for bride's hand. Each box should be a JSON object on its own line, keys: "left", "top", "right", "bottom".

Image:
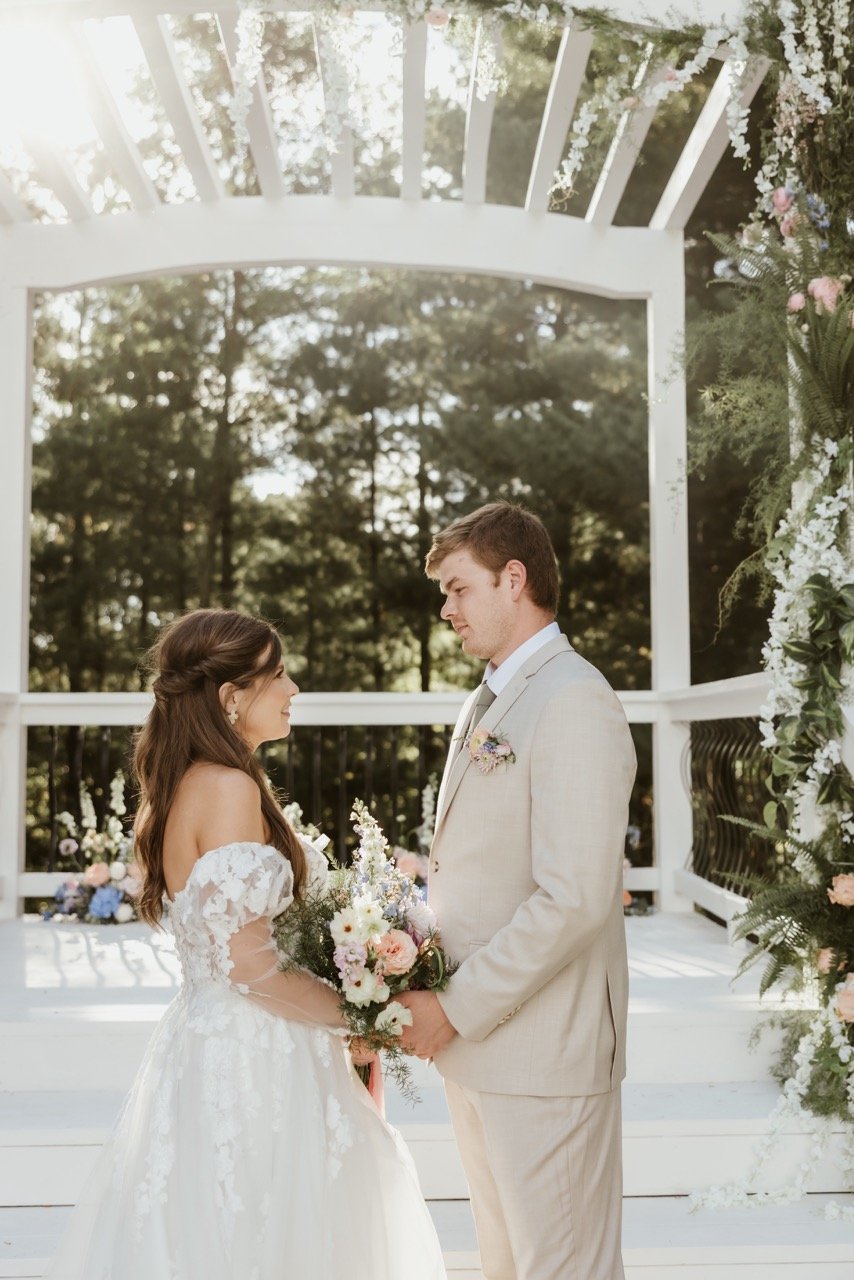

{"left": 348, "top": 1037, "right": 377, "bottom": 1066}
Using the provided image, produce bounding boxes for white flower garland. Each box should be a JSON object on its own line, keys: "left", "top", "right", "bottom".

{"left": 758, "top": 438, "right": 853, "bottom": 846}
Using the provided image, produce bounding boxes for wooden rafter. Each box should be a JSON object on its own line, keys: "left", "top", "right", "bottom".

{"left": 20, "top": 133, "right": 92, "bottom": 220}
{"left": 401, "top": 20, "right": 427, "bottom": 201}
{"left": 650, "top": 56, "right": 770, "bottom": 230}
{"left": 312, "top": 17, "right": 355, "bottom": 199}
{"left": 462, "top": 19, "right": 502, "bottom": 205}
{"left": 65, "top": 21, "right": 159, "bottom": 212}
{"left": 525, "top": 24, "right": 594, "bottom": 215}
{"left": 217, "top": 9, "right": 285, "bottom": 199}
{"left": 132, "top": 11, "right": 224, "bottom": 203}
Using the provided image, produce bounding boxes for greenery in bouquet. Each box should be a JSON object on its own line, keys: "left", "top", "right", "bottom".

{"left": 41, "top": 771, "right": 141, "bottom": 924}
{"left": 275, "top": 799, "right": 455, "bottom": 1098}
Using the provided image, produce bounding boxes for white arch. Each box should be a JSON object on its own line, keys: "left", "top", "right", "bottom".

{"left": 1, "top": 196, "right": 679, "bottom": 298}
{"left": 0, "top": 193, "right": 691, "bottom": 916}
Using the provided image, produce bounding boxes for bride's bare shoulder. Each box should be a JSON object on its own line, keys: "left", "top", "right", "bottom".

{"left": 168, "top": 765, "right": 265, "bottom": 858}
{"left": 180, "top": 762, "right": 260, "bottom": 802}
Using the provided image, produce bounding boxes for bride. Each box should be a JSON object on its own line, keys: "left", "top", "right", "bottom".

{"left": 48, "top": 607, "right": 446, "bottom": 1280}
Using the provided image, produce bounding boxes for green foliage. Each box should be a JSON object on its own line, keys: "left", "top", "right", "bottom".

{"left": 725, "top": 816, "right": 854, "bottom": 1008}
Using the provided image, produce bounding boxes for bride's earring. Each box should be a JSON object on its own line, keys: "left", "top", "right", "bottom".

{"left": 228, "top": 704, "right": 239, "bottom": 726}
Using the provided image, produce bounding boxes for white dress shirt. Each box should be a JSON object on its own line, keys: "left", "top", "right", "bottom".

{"left": 483, "top": 621, "right": 561, "bottom": 696}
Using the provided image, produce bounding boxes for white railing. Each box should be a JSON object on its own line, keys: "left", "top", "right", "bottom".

{"left": 0, "top": 673, "right": 770, "bottom": 918}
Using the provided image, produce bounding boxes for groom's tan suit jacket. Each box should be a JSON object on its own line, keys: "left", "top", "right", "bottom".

{"left": 431, "top": 635, "right": 636, "bottom": 1097}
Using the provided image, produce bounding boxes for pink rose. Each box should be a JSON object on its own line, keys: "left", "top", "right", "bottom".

{"left": 425, "top": 8, "right": 449, "bottom": 26}
{"left": 836, "top": 974, "right": 854, "bottom": 1023}
{"left": 808, "top": 276, "right": 845, "bottom": 315}
{"left": 817, "top": 947, "right": 847, "bottom": 974}
{"left": 393, "top": 849, "right": 429, "bottom": 881}
{"left": 84, "top": 861, "right": 111, "bottom": 887}
{"left": 772, "top": 186, "right": 794, "bottom": 214}
{"left": 828, "top": 873, "right": 854, "bottom": 907}
{"left": 494, "top": 742, "right": 512, "bottom": 757}
{"left": 787, "top": 291, "right": 806, "bottom": 313}
{"left": 780, "top": 212, "right": 800, "bottom": 238}
{"left": 468, "top": 727, "right": 489, "bottom": 756}
{"left": 372, "top": 929, "right": 418, "bottom": 976}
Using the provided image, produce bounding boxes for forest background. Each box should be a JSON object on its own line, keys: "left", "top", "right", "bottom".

{"left": 24, "top": 16, "right": 772, "bottom": 865}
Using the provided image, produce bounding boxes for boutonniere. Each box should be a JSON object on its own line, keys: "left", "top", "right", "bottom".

{"left": 467, "top": 726, "right": 516, "bottom": 774}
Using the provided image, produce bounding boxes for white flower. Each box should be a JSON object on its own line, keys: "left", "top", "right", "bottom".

{"left": 405, "top": 897, "right": 437, "bottom": 938}
{"left": 342, "top": 967, "right": 390, "bottom": 1008}
{"left": 353, "top": 893, "right": 391, "bottom": 940}
{"left": 114, "top": 903, "right": 135, "bottom": 924}
{"left": 330, "top": 906, "right": 371, "bottom": 947}
{"left": 374, "top": 1001, "right": 414, "bottom": 1037}
{"left": 109, "top": 860, "right": 126, "bottom": 881}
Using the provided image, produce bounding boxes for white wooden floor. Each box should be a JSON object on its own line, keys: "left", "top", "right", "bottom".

{"left": 1, "top": 910, "right": 853, "bottom": 1278}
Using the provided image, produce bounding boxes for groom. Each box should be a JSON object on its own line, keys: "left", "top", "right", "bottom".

{"left": 397, "top": 502, "right": 636, "bottom": 1280}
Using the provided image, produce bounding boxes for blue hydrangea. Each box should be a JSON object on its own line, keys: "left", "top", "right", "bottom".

{"left": 89, "top": 885, "right": 123, "bottom": 919}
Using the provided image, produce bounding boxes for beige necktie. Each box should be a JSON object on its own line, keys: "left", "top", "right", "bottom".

{"left": 466, "top": 682, "right": 496, "bottom": 736}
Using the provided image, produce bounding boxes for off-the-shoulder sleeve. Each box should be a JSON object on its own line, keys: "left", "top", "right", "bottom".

{"left": 189, "top": 843, "right": 345, "bottom": 1030}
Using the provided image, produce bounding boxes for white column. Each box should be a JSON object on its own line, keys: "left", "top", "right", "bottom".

{"left": 648, "top": 244, "right": 693, "bottom": 912}
{"left": 0, "top": 281, "right": 33, "bottom": 918}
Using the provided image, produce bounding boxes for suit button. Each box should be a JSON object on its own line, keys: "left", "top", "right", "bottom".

{"left": 432, "top": 861, "right": 439, "bottom": 872}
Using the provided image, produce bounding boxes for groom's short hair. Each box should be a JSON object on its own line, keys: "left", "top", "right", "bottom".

{"left": 425, "top": 502, "right": 560, "bottom": 614}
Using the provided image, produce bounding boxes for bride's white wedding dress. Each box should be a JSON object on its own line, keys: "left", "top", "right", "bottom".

{"left": 47, "top": 837, "right": 446, "bottom": 1279}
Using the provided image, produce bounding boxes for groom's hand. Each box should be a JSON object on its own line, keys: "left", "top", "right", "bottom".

{"left": 396, "top": 991, "right": 457, "bottom": 1058}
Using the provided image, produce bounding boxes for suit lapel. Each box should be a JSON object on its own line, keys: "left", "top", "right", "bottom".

{"left": 434, "top": 670, "right": 529, "bottom": 836}
{"left": 435, "top": 688, "right": 478, "bottom": 824}
{"left": 433, "top": 635, "right": 573, "bottom": 836}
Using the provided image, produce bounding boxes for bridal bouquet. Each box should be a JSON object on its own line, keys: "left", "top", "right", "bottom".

{"left": 275, "top": 800, "right": 454, "bottom": 1095}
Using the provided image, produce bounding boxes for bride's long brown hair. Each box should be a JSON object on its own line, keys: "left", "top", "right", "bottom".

{"left": 132, "top": 608, "right": 306, "bottom": 928}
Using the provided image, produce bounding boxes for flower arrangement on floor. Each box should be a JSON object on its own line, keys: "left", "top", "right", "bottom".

{"left": 275, "top": 799, "right": 454, "bottom": 1097}
{"left": 41, "top": 771, "right": 141, "bottom": 924}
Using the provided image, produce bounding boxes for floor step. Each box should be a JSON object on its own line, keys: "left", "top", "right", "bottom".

{"left": 0, "top": 915, "right": 796, "bottom": 1091}
{"left": 3, "top": 1198, "right": 853, "bottom": 1279}
{"left": 2, "top": 1080, "right": 848, "bottom": 1205}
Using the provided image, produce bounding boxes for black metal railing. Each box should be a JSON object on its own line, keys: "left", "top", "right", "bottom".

{"left": 26, "top": 721, "right": 654, "bottom": 875}
{"left": 688, "top": 717, "right": 776, "bottom": 893}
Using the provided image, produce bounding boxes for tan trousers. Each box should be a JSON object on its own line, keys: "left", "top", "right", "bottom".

{"left": 444, "top": 1082, "right": 624, "bottom": 1280}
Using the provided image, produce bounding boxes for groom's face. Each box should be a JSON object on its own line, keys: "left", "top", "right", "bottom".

{"left": 438, "top": 548, "right": 512, "bottom": 663}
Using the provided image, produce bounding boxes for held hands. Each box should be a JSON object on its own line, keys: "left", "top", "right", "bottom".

{"left": 348, "top": 1037, "right": 378, "bottom": 1067}
{"left": 395, "top": 991, "right": 457, "bottom": 1059}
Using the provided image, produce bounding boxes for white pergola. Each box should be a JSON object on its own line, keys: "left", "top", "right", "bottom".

{"left": 0, "top": 0, "right": 771, "bottom": 920}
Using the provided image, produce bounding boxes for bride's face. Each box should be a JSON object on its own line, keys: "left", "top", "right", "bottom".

{"left": 224, "top": 650, "right": 299, "bottom": 750}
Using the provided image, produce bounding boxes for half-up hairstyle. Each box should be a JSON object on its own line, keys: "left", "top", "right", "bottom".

{"left": 132, "top": 608, "right": 306, "bottom": 928}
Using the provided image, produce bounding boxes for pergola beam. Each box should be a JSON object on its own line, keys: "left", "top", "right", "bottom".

{"left": 586, "top": 52, "right": 663, "bottom": 227}
{"left": 462, "top": 20, "right": 502, "bottom": 205}
{"left": 217, "top": 9, "right": 285, "bottom": 199}
{"left": 650, "top": 56, "right": 769, "bottom": 230}
{"left": 313, "top": 18, "right": 355, "bottom": 199}
{"left": 401, "top": 21, "right": 427, "bottom": 201}
{"left": 525, "top": 25, "right": 594, "bottom": 215}
{"left": 132, "top": 12, "right": 224, "bottom": 203}
{"left": 65, "top": 21, "right": 159, "bottom": 212}
{"left": 0, "top": 0, "right": 745, "bottom": 27}
{"left": 0, "top": 196, "right": 683, "bottom": 302}
{"left": 20, "top": 133, "right": 92, "bottom": 221}
{"left": 0, "top": 173, "right": 30, "bottom": 224}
